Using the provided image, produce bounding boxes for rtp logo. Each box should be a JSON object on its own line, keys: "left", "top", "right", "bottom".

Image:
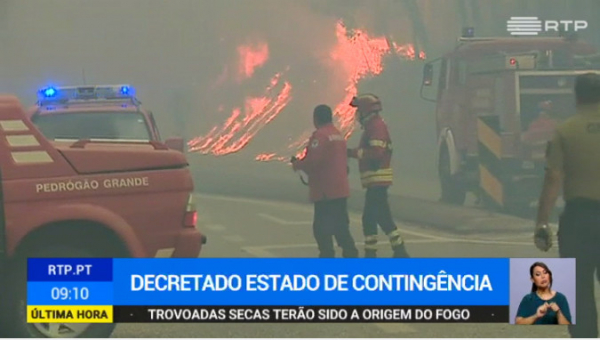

{"left": 507, "top": 17, "right": 588, "bottom": 36}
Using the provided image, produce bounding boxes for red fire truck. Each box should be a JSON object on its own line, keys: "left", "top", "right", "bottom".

{"left": 420, "top": 30, "right": 600, "bottom": 213}
{"left": 0, "top": 95, "right": 206, "bottom": 337}
{"left": 27, "top": 85, "right": 185, "bottom": 153}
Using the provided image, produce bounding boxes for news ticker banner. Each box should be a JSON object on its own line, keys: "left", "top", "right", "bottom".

{"left": 27, "top": 258, "right": 509, "bottom": 324}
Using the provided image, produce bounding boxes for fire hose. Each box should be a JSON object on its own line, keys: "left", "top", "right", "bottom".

{"left": 290, "top": 156, "right": 350, "bottom": 186}
{"left": 290, "top": 156, "right": 309, "bottom": 186}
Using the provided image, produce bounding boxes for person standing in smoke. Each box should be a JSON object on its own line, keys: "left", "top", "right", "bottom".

{"left": 347, "top": 93, "right": 410, "bottom": 258}
{"left": 291, "top": 104, "right": 359, "bottom": 258}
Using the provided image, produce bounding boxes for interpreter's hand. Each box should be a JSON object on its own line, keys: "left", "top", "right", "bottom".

{"left": 548, "top": 302, "right": 560, "bottom": 312}
{"left": 536, "top": 303, "right": 548, "bottom": 318}
{"left": 534, "top": 224, "right": 553, "bottom": 252}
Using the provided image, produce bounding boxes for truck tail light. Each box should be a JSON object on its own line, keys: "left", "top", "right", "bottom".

{"left": 183, "top": 194, "right": 197, "bottom": 228}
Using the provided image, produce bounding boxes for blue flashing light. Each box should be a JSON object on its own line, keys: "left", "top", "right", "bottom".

{"left": 43, "top": 87, "right": 57, "bottom": 97}
{"left": 36, "top": 84, "right": 138, "bottom": 104}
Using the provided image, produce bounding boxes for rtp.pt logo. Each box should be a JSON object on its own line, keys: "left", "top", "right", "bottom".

{"left": 507, "top": 17, "right": 588, "bottom": 36}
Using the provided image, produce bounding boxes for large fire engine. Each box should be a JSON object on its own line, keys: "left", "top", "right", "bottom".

{"left": 27, "top": 85, "right": 186, "bottom": 153}
{"left": 0, "top": 95, "right": 206, "bottom": 338}
{"left": 420, "top": 29, "right": 600, "bottom": 213}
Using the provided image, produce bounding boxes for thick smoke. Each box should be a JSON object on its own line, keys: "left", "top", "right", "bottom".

{"left": 192, "top": 0, "right": 352, "bottom": 156}
{"left": 2, "top": 0, "right": 599, "bottom": 192}
{"left": 190, "top": 0, "right": 421, "bottom": 158}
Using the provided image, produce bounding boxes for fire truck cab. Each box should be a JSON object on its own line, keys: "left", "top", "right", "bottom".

{"left": 28, "top": 85, "right": 185, "bottom": 153}
{"left": 420, "top": 29, "right": 600, "bottom": 212}
{"left": 0, "top": 95, "right": 205, "bottom": 338}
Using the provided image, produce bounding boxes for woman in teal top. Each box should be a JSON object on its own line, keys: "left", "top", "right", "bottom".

{"left": 515, "top": 262, "right": 572, "bottom": 325}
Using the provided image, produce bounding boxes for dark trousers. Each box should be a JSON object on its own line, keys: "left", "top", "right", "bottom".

{"left": 313, "top": 197, "right": 358, "bottom": 258}
{"left": 558, "top": 199, "right": 600, "bottom": 338}
{"left": 362, "top": 186, "right": 402, "bottom": 251}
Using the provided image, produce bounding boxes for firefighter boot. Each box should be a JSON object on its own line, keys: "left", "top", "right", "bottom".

{"left": 392, "top": 244, "right": 410, "bottom": 258}
{"left": 364, "top": 235, "right": 378, "bottom": 258}
{"left": 388, "top": 229, "right": 410, "bottom": 258}
{"left": 341, "top": 245, "right": 359, "bottom": 258}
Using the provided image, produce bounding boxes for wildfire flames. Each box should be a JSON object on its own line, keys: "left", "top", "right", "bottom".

{"left": 188, "top": 20, "right": 425, "bottom": 161}
{"left": 237, "top": 42, "right": 269, "bottom": 82}
{"left": 188, "top": 72, "right": 292, "bottom": 156}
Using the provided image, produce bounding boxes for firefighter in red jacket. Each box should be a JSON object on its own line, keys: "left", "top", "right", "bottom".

{"left": 292, "top": 104, "right": 359, "bottom": 258}
{"left": 347, "top": 94, "right": 410, "bottom": 258}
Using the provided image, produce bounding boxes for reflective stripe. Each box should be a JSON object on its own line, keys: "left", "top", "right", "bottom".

{"left": 365, "top": 235, "right": 378, "bottom": 243}
{"left": 387, "top": 229, "right": 400, "bottom": 238}
{"left": 368, "top": 139, "right": 392, "bottom": 150}
{"left": 361, "top": 176, "right": 394, "bottom": 186}
{"left": 360, "top": 168, "right": 393, "bottom": 179}
{"left": 479, "top": 164, "right": 504, "bottom": 206}
{"left": 361, "top": 174, "right": 394, "bottom": 181}
{"left": 6, "top": 135, "right": 40, "bottom": 147}
{"left": 0, "top": 120, "right": 28, "bottom": 132}
{"left": 390, "top": 237, "right": 403, "bottom": 246}
{"left": 186, "top": 194, "right": 196, "bottom": 212}
{"left": 477, "top": 118, "right": 502, "bottom": 159}
{"left": 369, "top": 139, "right": 387, "bottom": 147}
{"left": 477, "top": 116, "right": 504, "bottom": 207}
{"left": 387, "top": 229, "right": 403, "bottom": 246}
{"left": 11, "top": 150, "right": 53, "bottom": 164}
{"left": 364, "top": 235, "right": 378, "bottom": 250}
{"left": 154, "top": 248, "right": 175, "bottom": 258}
{"left": 360, "top": 168, "right": 393, "bottom": 185}
{"left": 362, "top": 175, "right": 393, "bottom": 181}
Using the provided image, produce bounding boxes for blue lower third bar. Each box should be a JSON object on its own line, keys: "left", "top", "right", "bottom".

{"left": 27, "top": 282, "right": 114, "bottom": 305}
{"left": 112, "top": 258, "right": 510, "bottom": 306}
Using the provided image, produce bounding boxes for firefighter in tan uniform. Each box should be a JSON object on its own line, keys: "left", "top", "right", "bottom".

{"left": 534, "top": 73, "right": 600, "bottom": 338}
{"left": 347, "top": 94, "right": 410, "bottom": 258}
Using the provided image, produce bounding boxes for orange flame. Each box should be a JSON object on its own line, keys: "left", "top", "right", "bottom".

{"left": 237, "top": 42, "right": 269, "bottom": 81}
{"left": 188, "top": 72, "right": 292, "bottom": 155}
{"left": 256, "top": 21, "right": 425, "bottom": 162}
{"left": 189, "top": 20, "right": 425, "bottom": 161}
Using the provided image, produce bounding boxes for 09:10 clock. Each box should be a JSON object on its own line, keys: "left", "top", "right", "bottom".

{"left": 50, "top": 287, "right": 90, "bottom": 300}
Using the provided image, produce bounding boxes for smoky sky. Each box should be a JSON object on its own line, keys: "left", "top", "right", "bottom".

{"left": 1, "top": 0, "right": 598, "bottom": 177}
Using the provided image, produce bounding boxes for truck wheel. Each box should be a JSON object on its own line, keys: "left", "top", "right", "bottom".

{"left": 4, "top": 246, "right": 117, "bottom": 338}
{"left": 439, "top": 146, "right": 466, "bottom": 205}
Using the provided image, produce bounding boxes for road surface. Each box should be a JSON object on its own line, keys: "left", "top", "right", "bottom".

{"left": 111, "top": 194, "right": 599, "bottom": 338}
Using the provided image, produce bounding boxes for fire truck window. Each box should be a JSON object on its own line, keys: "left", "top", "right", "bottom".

{"left": 32, "top": 112, "right": 152, "bottom": 141}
